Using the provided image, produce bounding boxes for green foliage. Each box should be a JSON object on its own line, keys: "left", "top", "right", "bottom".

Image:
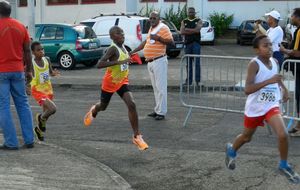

{"left": 139, "top": 3, "right": 187, "bottom": 30}
{"left": 209, "top": 12, "right": 234, "bottom": 37}
{"left": 164, "top": 4, "right": 187, "bottom": 30}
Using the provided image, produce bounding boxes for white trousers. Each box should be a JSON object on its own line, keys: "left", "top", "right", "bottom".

{"left": 147, "top": 56, "right": 168, "bottom": 116}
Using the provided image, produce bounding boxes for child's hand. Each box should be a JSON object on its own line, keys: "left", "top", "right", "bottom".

{"left": 282, "top": 89, "right": 289, "bottom": 103}
{"left": 26, "top": 85, "right": 31, "bottom": 96}
{"left": 268, "top": 74, "right": 283, "bottom": 84}
{"left": 51, "top": 69, "right": 60, "bottom": 77}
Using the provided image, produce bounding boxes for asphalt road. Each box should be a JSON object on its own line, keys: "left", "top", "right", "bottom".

{"left": 4, "top": 43, "right": 300, "bottom": 190}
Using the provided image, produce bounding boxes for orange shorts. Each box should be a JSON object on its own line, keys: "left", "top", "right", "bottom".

{"left": 244, "top": 107, "right": 281, "bottom": 129}
{"left": 31, "top": 90, "right": 53, "bottom": 106}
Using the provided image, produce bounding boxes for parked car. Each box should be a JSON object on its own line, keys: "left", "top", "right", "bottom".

{"left": 285, "top": 16, "right": 297, "bottom": 43}
{"left": 34, "top": 23, "right": 103, "bottom": 70}
{"left": 80, "top": 14, "right": 184, "bottom": 58}
{"left": 237, "top": 20, "right": 269, "bottom": 45}
{"left": 201, "top": 20, "right": 215, "bottom": 45}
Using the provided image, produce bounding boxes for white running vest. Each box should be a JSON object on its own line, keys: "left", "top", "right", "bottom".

{"left": 244, "top": 57, "right": 281, "bottom": 117}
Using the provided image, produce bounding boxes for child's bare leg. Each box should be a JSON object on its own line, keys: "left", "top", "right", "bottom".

{"left": 121, "top": 92, "right": 139, "bottom": 137}
{"left": 268, "top": 114, "right": 288, "bottom": 164}
{"left": 232, "top": 127, "right": 257, "bottom": 152}
{"left": 41, "top": 99, "right": 56, "bottom": 120}
{"left": 92, "top": 101, "right": 108, "bottom": 117}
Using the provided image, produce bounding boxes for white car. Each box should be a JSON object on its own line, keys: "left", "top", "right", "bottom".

{"left": 80, "top": 14, "right": 184, "bottom": 58}
{"left": 201, "top": 20, "right": 215, "bottom": 45}
{"left": 285, "top": 17, "right": 297, "bottom": 43}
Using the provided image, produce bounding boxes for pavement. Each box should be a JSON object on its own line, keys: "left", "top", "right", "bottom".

{"left": 2, "top": 42, "right": 300, "bottom": 190}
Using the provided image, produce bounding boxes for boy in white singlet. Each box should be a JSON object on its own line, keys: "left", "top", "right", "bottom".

{"left": 225, "top": 35, "right": 300, "bottom": 184}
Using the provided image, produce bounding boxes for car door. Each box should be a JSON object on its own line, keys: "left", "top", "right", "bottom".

{"left": 38, "top": 26, "right": 64, "bottom": 60}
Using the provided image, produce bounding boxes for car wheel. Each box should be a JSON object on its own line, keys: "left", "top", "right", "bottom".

{"left": 237, "top": 38, "right": 240, "bottom": 44}
{"left": 58, "top": 52, "right": 75, "bottom": 70}
{"left": 83, "top": 60, "right": 98, "bottom": 67}
{"left": 167, "top": 51, "right": 181, "bottom": 58}
{"left": 240, "top": 38, "right": 245, "bottom": 46}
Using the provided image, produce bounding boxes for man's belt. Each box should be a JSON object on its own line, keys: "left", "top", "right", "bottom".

{"left": 146, "top": 55, "right": 166, "bottom": 63}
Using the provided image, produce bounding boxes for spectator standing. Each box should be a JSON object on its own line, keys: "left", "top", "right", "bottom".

{"left": 280, "top": 8, "right": 300, "bottom": 136}
{"left": 255, "top": 10, "right": 284, "bottom": 68}
{"left": 0, "top": 1, "right": 34, "bottom": 149}
{"left": 180, "top": 7, "right": 202, "bottom": 86}
{"left": 131, "top": 11, "right": 174, "bottom": 120}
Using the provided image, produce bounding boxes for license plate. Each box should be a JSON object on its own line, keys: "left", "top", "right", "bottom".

{"left": 89, "top": 43, "right": 97, "bottom": 49}
{"left": 176, "top": 43, "right": 183, "bottom": 49}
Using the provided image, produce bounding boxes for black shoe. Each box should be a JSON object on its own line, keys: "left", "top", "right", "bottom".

{"left": 23, "top": 143, "right": 34, "bottom": 149}
{"left": 36, "top": 113, "right": 46, "bottom": 132}
{"left": 155, "top": 114, "right": 165, "bottom": 120}
{"left": 34, "top": 127, "right": 44, "bottom": 141}
{"left": 147, "top": 112, "right": 157, "bottom": 118}
{"left": 0, "top": 144, "right": 18, "bottom": 150}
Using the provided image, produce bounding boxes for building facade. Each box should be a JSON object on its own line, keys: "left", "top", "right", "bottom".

{"left": 9, "top": 0, "right": 300, "bottom": 28}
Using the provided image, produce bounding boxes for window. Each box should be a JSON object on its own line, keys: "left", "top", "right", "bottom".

{"left": 19, "top": 0, "right": 36, "bottom": 7}
{"left": 81, "top": 0, "right": 115, "bottom": 4}
{"left": 47, "top": 0, "right": 78, "bottom": 5}
{"left": 40, "top": 27, "right": 64, "bottom": 40}
{"left": 140, "top": 0, "right": 158, "bottom": 2}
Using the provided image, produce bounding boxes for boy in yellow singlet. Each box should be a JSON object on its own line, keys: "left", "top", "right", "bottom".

{"left": 84, "top": 26, "right": 149, "bottom": 150}
{"left": 29, "top": 42, "right": 60, "bottom": 141}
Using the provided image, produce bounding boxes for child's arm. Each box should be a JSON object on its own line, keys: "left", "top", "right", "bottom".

{"left": 244, "top": 60, "right": 282, "bottom": 95}
{"left": 47, "top": 57, "right": 60, "bottom": 77}
{"left": 97, "top": 46, "right": 130, "bottom": 69}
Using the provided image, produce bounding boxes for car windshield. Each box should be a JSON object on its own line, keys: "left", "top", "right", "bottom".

{"left": 80, "top": 22, "right": 95, "bottom": 29}
{"left": 141, "top": 19, "right": 177, "bottom": 33}
{"left": 202, "top": 21, "right": 209, "bottom": 28}
{"left": 73, "top": 25, "right": 97, "bottom": 39}
{"left": 246, "top": 21, "right": 269, "bottom": 30}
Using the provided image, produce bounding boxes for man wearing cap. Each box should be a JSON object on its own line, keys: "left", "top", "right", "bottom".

{"left": 255, "top": 10, "right": 284, "bottom": 67}
{"left": 130, "top": 11, "right": 174, "bottom": 120}
{"left": 280, "top": 8, "right": 300, "bottom": 136}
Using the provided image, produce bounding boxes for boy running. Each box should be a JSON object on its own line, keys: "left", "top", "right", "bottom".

{"left": 84, "top": 26, "right": 149, "bottom": 151}
{"left": 29, "top": 41, "right": 60, "bottom": 141}
{"left": 225, "top": 35, "right": 300, "bottom": 183}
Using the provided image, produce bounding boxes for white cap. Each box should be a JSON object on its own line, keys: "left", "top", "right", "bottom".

{"left": 265, "top": 10, "right": 281, "bottom": 20}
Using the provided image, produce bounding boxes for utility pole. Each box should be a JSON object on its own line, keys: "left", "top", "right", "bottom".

{"left": 28, "top": 0, "right": 35, "bottom": 39}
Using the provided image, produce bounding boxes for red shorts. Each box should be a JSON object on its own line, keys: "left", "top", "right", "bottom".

{"left": 244, "top": 107, "right": 281, "bottom": 129}
{"left": 31, "top": 90, "right": 53, "bottom": 106}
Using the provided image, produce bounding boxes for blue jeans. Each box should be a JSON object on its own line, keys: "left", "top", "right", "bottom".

{"left": 185, "top": 42, "right": 201, "bottom": 84}
{"left": 0, "top": 72, "right": 34, "bottom": 147}
{"left": 273, "top": 51, "right": 284, "bottom": 70}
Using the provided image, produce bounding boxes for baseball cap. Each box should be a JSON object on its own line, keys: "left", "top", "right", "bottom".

{"left": 265, "top": 10, "right": 281, "bottom": 20}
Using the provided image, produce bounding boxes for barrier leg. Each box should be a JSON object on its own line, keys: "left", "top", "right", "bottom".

{"left": 183, "top": 107, "right": 193, "bottom": 127}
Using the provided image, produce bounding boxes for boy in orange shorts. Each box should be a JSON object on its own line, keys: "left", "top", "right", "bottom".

{"left": 225, "top": 35, "right": 300, "bottom": 183}
{"left": 29, "top": 41, "right": 60, "bottom": 141}
{"left": 84, "top": 26, "right": 148, "bottom": 150}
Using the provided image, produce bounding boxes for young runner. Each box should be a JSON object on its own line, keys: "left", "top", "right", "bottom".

{"left": 30, "top": 41, "right": 60, "bottom": 141}
{"left": 84, "top": 26, "right": 149, "bottom": 150}
{"left": 225, "top": 35, "right": 300, "bottom": 183}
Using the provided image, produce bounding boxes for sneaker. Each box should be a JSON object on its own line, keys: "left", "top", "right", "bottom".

{"left": 132, "top": 135, "right": 149, "bottom": 150}
{"left": 23, "top": 143, "right": 34, "bottom": 149}
{"left": 155, "top": 114, "right": 165, "bottom": 120}
{"left": 34, "top": 127, "right": 44, "bottom": 141}
{"left": 225, "top": 143, "right": 236, "bottom": 170}
{"left": 0, "top": 144, "right": 18, "bottom": 150}
{"left": 279, "top": 166, "right": 300, "bottom": 184}
{"left": 147, "top": 112, "right": 157, "bottom": 118}
{"left": 288, "top": 128, "right": 300, "bottom": 137}
{"left": 36, "top": 113, "right": 46, "bottom": 132}
{"left": 84, "top": 105, "right": 95, "bottom": 127}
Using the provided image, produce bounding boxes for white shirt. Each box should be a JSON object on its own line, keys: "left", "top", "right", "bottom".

{"left": 266, "top": 26, "right": 283, "bottom": 52}
{"left": 244, "top": 57, "right": 281, "bottom": 117}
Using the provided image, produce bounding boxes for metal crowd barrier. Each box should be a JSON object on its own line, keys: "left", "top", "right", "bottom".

{"left": 179, "top": 55, "right": 300, "bottom": 129}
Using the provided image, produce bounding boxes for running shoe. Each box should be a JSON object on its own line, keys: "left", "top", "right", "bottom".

{"left": 288, "top": 128, "right": 300, "bottom": 137}
{"left": 132, "top": 135, "right": 149, "bottom": 150}
{"left": 84, "top": 105, "right": 95, "bottom": 127}
{"left": 34, "top": 127, "right": 44, "bottom": 141}
{"left": 225, "top": 143, "right": 236, "bottom": 170}
{"left": 279, "top": 166, "right": 300, "bottom": 184}
{"left": 36, "top": 113, "right": 46, "bottom": 132}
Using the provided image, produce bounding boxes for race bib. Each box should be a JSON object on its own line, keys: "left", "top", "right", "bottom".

{"left": 257, "top": 87, "right": 277, "bottom": 103}
{"left": 39, "top": 71, "right": 50, "bottom": 84}
{"left": 120, "top": 63, "right": 128, "bottom": 72}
